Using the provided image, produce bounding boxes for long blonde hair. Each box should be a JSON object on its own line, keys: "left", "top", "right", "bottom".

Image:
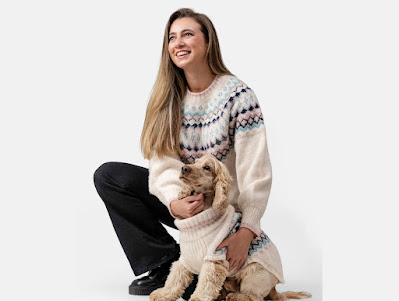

{"left": 140, "top": 8, "right": 233, "bottom": 159}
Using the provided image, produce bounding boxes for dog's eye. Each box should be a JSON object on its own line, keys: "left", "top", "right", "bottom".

{"left": 204, "top": 165, "right": 211, "bottom": 171}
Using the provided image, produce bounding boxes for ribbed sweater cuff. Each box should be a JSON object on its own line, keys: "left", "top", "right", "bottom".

{"left": 168, "top": 200, "right": 180, "bottom": 218}
{"left": 163, "top": 188, "right": 181, "bottom": 203}
{"left": 240, "top": 206, "right": 263, "bottom": 237}
{"left": 162, "top": 188, "right": 181, "bottom": 217}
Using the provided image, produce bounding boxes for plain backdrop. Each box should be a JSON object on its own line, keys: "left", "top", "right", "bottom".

{"left": 1, "top": 1, "right": 398, "bottom": 300}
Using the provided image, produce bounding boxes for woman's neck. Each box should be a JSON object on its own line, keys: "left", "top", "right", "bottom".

{"left": 184, "top": 69, "right": 216, "bottom": 93}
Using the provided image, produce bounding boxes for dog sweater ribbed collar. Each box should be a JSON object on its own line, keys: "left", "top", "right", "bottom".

{"left": 174, "top": 205, "right": 236, "bottom": 242}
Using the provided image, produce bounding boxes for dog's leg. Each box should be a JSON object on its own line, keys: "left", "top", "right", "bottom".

{"left": 189, "top": 260, "right": 228, "bottom": 301}
{"left": 226, "top": 263, "right": 278, "bottom": 301}
{"left": 224, "top": 277, "right": 240, "bottom": 293}
{"left": 226, "top": 264, "right": 312, "bottom": 301}
{"left": 150, "top": 260, "right": 194, "bottom": 301}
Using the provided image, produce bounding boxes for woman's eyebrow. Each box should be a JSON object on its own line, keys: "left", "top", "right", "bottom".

{"left": 169, "top": 29, "right": 194, "bottom": 36}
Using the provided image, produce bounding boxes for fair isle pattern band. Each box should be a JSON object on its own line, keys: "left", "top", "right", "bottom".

{"left": 249, "top": 231, "right": 271, "bottom": 256}
{"left": 213, "top": 212, "right": 270, "bottom": 257}
{"left": 179, "top": 79, "right": 264, "bottom": 164}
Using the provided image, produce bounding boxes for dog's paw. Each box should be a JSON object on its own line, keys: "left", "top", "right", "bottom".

{"left": 189, "top": 293, "right": 218, "bottom": 301}
{"left": 150, "top": 288, "right": 175, "bottom": 301}
{"left": 189, "top": 296, "right": 212, "bottom": 301}
{"left": 226, "top": 292, "right": 254, "bottom": 301}
{"left": 178, "top": 188, "right": 192, "bottom": 199}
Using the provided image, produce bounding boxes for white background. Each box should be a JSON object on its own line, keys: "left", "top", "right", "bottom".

{"left": 1, "top": 0, "right": 398, "bottom": 300}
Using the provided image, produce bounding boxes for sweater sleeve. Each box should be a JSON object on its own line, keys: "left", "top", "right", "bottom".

{"left": 148, "top": 151, "right": 186, "bottom": 217}
{"left": 230, "top": 85, "right": 272, "bottom": 237}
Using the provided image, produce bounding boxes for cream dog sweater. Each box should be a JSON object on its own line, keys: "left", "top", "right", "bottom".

{"left": 174, "top": 205, "right": 284, "bottom": 283}
{"left": 148, "top": 74, "right": 272, "bottom": 237}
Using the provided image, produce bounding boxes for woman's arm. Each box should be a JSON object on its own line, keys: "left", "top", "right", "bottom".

{"left": 231, "top": 85, "right": 272, "bottom": 237}
{"left": 148, "top": 151, "right": 186, "bottom": 217}
{"left": 216, "top": 83, "right": 272, "bottom": 271}
{"left": 149, "top": 151, "right": 205, "bottom": 218}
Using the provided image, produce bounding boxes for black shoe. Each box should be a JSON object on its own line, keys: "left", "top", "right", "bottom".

{"left": 129, "top": 263, "right": 198, "bottom": 299}
{"left": 129, "top": 254, "right": 179, "bottom": 295}
{"left": 181, "top": 274, "right": 198, "bottom": 300}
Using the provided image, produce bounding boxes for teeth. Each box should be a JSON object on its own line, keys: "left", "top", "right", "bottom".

{"left": 177, "top": 51, "right": 190, "bottom": 56}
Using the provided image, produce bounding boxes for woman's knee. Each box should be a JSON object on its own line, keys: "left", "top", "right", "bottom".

{"left": 93, "top": 161, "right": 148, "bottom": 193}
{"left": 94, "top": 162, "right": 113, "bottom": 185}
{"left": 93, "top": 162, "right": 116, "bottom": 197}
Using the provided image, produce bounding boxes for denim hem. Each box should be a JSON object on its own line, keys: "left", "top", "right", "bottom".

{"left": 133, "top": 246, "right": 180, "bottom": 276}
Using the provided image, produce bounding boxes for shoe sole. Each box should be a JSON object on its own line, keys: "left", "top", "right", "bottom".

{"left": 129, "top": 283, "right": 164, "bottom": 295}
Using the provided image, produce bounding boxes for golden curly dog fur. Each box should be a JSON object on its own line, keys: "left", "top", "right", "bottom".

{"left": 150, "top": 154, "right": 311, "bottom": 301}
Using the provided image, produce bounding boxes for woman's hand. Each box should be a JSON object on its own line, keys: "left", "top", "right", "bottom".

{"left": 170, "top": 194, "right": 204, "bottom": 219}
{"left": 216, "top": 228, "right": 256, "bottom": 271}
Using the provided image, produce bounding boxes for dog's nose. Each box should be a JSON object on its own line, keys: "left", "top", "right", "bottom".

{"left": 182, "top": 166, "right": 191, "bottom": 175}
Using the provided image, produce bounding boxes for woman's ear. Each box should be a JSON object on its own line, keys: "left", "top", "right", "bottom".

{"left": 212, "top": 160, "right": 232, "bottom": 212}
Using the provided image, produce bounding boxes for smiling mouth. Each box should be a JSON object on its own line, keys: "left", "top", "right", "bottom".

{"left": 177, "top": 52, "right": 190, "bottom": 59}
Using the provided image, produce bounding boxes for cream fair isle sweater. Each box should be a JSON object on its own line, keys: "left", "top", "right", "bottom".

{"left": 148, "top": 74, "right": 272, "bottom": 237}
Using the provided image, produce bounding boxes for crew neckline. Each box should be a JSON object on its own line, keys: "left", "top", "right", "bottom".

{"left": 186, "top": 74, "right": 221, "bottom": 97}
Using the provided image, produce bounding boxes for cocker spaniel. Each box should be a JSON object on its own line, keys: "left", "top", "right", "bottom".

{"left": 150, "top": 154, "right": 311, "bottom": 301}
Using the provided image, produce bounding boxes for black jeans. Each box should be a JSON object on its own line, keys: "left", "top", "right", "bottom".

{"left": 93, "top": 161, "right": 180, "bottom": 276}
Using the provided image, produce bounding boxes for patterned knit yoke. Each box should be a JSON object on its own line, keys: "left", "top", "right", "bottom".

{"left": 180, "top": 74, "right": 264, "bottom": 164}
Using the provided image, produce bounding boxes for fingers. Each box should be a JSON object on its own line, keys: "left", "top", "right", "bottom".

{"left": 226, "top": 250, "right": 246, "bottom": 271}
{"left": 236, "top": 259, "right": 245, "bottom": 271}
{"left": 184, "top": 194, "right": 204, "bottom": 217}
{"left": 228, "top": 259, "right": 237, "bottom": 271}
{"left": 228, "top": 258, "right": 245, "bottom": 272}
{"left": 185, "top": 193, "right": 204, "bottom": 203}
{"left": 191, "top": 201, "right": 204, "bottom": 216}
{"left": 226, "top": 252, "right": 232, "bottom": 270}
{"left": 184, "top": 197, "right": 204, "bottom": 217}
{"left": 193, "top": 193, "right": 203, "bottom": 200}
{"left": 191, "top": 199, "right": 203, "bottom": 210}
{"left": 176, "top": 193, "right": 205, "bottom": 218}
{"left": 216, "top": 238, "right": 230, "bottom": 251}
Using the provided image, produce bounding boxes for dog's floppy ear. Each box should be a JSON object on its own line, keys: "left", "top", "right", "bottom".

{"left": 212, "top": 159, "right": 232, "bottom": 212}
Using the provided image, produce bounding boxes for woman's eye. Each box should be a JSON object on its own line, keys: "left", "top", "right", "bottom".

{"left": 204, "top": 166, "right": 211, "bottom": 171}
{"left": 169, "top": 33, "right": 192, "bottom": 42}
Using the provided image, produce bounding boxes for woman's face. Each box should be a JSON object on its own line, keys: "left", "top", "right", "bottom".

{"left": 168, "top": 17, "right": 208, "bottom": 71}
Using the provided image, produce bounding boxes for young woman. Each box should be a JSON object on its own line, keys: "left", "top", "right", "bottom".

{"left": 93, "top": 8, "right": 273, "bottom": 299}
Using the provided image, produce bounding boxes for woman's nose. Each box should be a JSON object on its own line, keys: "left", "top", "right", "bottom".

{"left": 176, "top": 37, "right": 185, "bottom": 46}
{"left": 182, "top": 166, "right": 191, "bottom": 175}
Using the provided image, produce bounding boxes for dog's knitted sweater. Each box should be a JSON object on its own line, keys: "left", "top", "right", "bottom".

{"left": 149, "top": 74, "right": 272, "bottom": 237}
{"left": 174, "top": 205, "right": 284, "bottom": 283}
